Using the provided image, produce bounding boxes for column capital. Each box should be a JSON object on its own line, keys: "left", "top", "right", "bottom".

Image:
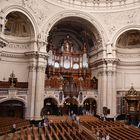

{"left": 28, "top": 64, "right": 36, "bottom": 72}
{"left": 104, "top": 58, "right": 119, "bottom": 65}
{"left": 106, "top": 70, "right": 114, "bottom": 76}
{"left": 37, "top": 65, "right": 46, "bottom": 73}
{"left": 98, "top": 71, "right": 107, "bottom": 77}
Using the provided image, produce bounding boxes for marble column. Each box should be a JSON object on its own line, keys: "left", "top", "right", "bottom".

{"left": 34, "top": 53, "right": 47, "bottom": 120}
{"left": 106, "top": 70, "right": 113, "bottom": 114}
{"left": 97, "top": 60, "right": 107, "bottom": 115}
{"left": 97, "top": 71, "right": 102, "bottom": 115}
{"left": 106, "top": 59, "right": 118, "bottom": 117}
{"left": 25, "top": 52, "right": 37, "bottom": 120}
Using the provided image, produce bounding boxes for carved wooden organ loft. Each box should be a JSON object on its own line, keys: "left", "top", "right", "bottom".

{"left": 45, "top": 35, "right": 97, "bottom": 97}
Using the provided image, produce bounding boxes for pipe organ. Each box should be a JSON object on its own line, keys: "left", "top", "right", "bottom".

{"left": 45, "top": 35, "right": 97, "bottom": 97}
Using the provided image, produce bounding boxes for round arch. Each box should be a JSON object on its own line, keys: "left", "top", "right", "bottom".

{"left": 83, "top": 97, "right": 97, "bottom": 115}
{"left": 2, "top": 5, "right": 38, "bottom": 40}
{"left": 112, "top": 25, "right": 140, "bottom": 49}
{"left": 42, "top": 10, "right": 108, "bottom": 47}
{"left": 42, "top": 97, "right": 59, "bottom": 115}
{"left": 0, "top": 97, "right": 27, "bottom": 105}
{"left": 0, "top": 99, "right": 26, "bottom": 118}
{"left": 63, "top": 97, "right": 79, "bottom": 115}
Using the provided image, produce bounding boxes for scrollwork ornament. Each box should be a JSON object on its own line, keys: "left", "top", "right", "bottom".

{"left": 28, "top": 64, "right": 36, "bottom": 72}
{"left": 37, "top": 65, "right": 46, "bottom": 73}
{"left": 127, "top": 11, "right": 136, "bottom": 24}
{"left": 107, "top": 70, "right": 113, "bottom": 76}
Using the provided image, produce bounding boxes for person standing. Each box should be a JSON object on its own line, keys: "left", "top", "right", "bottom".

{"left": 106, "top": 133, "right": 110, "bottom": 140}
{"left": 138, "top": 121, "right": 140, "bottom": 128}
{"left": 12, "top": 123, "right": 16, "bottom": 133}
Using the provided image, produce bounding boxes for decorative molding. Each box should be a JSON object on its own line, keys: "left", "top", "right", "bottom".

{"left": 0, "top": 97, "right": 6, "bottom": 100}
{"left": 18, "top": 95, "right": 26, "bottom": 100}
{"left": 7, "top": 43, "right": 30, "bottom": 50}
{"left": 91, "top": 58, "right": 119, "bottom": 67}
{"left": 25, "top": 51, "right": 48, "bottom": 59}
{"left": 1, "top": 51, "right": 26, "bottom": 58}
{"left": 118, "top": 60, "right": 140, "bottom": 66}
{"left": 117, "top": 53, "right": 140, "bottom": 59}
{"left": 45, "top": 0, "right": 140, "bottom": 11}
{"left": 105, "top": 58, "right": 120, "bottom": 65}
{"left": 98, "top": 71, "right": 107, "bottom": 76}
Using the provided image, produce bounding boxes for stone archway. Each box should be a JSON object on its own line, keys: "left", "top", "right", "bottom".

{"left": 42, "top": 98, "right": 58, "bottom": 116}
{"left": 0, "top": 100, "right": 25, "bottom": 118}
{"left": 83, "top": 98, "right": 97, "bottom": 115}
{"left": 63, "top": 98, "right": 78, "bottom": 115}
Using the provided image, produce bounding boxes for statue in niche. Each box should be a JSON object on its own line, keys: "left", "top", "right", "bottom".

{"left": 62, "top": 35, "right": 73, "bottom": 52}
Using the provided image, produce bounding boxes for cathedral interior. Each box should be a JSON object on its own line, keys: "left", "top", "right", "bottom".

{"left": 0, "top": 1, "right": 140, "bottom": 138}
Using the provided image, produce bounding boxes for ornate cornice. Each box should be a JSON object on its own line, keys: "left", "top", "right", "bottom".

{"left": 118, "top": 60, "right": 140, "bottom": 66}
{"left": 45, "top": 0, "right": 140, "bottom": 12}
{"left": 1, "top": 51, "right": 25, "bottom": 58}
{"left": 105, "top": 58, "right": 120, "bottom": 65}
{"left": 90, "top": 58, "right": 106, "bottom": 67}
{"left": 25, "top": 51, "right": 49, "bottom": 59}
{"left": 90, "top": 58, "right": 119, "bottom": 67}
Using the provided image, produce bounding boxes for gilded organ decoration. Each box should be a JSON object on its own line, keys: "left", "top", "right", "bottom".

{"left": 45, "top": 35, "right": 97, "bottom": 97}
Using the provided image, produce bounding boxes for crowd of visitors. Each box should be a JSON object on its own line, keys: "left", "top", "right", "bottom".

{"left": 96, "top": 131, "right": 110, "bottom": 140}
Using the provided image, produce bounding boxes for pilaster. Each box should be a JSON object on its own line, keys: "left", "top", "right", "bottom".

{"left": 34, "top": 63, "right": 46, "bottom": 120}
{"left": 25, "top": 50, "right": 48, "bottom": 120}
{"left": 34, "top": 39, "right": 48, "bottom": 120}
{"left": 97, "top": 61, "right": 107, "bottom": 115}
{"left": 25, "top": 52, "right": 37, "bottom": 120}
{"left": 106, "top": 58, "right": 118, "bottom": 117}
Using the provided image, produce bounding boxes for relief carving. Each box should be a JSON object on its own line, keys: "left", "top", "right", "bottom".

{"left": 28, "top": 64, "right": 36, "bottom": 72}
{"left": 8, "top": 43, "right": 30, "bottom": 50}
{"left": 22, "top": 0, "right": 48, "bottom": 25}
{"left": 127, "top": 11, "right": 136, "bottom": 24}
{"left": 37, "top": 65, "right": 46, "bottom": 73}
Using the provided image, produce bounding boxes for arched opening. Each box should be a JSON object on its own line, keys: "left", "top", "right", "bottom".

{"left": 0, "top": 100, "right": 25, "bottom": 118}
{"left": 116, "top": 29, "right": 140, "bottom": 49}
{"left": 116, "top": 29, "right": 140, "bottom": 120}
{"left": 45, "top": 17, "right": 100, "bottom": 99}
{"left": 42, "top": 98, "right": 58, "bottom": 116}
{"left": 4, "top": 11, "right": 34, "bottom": 38}
{"left": 63, "top": 98, "right": 78, "bottom": 115}
{"left": 83, "top": 98, "right": 97, "bottom": 115}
